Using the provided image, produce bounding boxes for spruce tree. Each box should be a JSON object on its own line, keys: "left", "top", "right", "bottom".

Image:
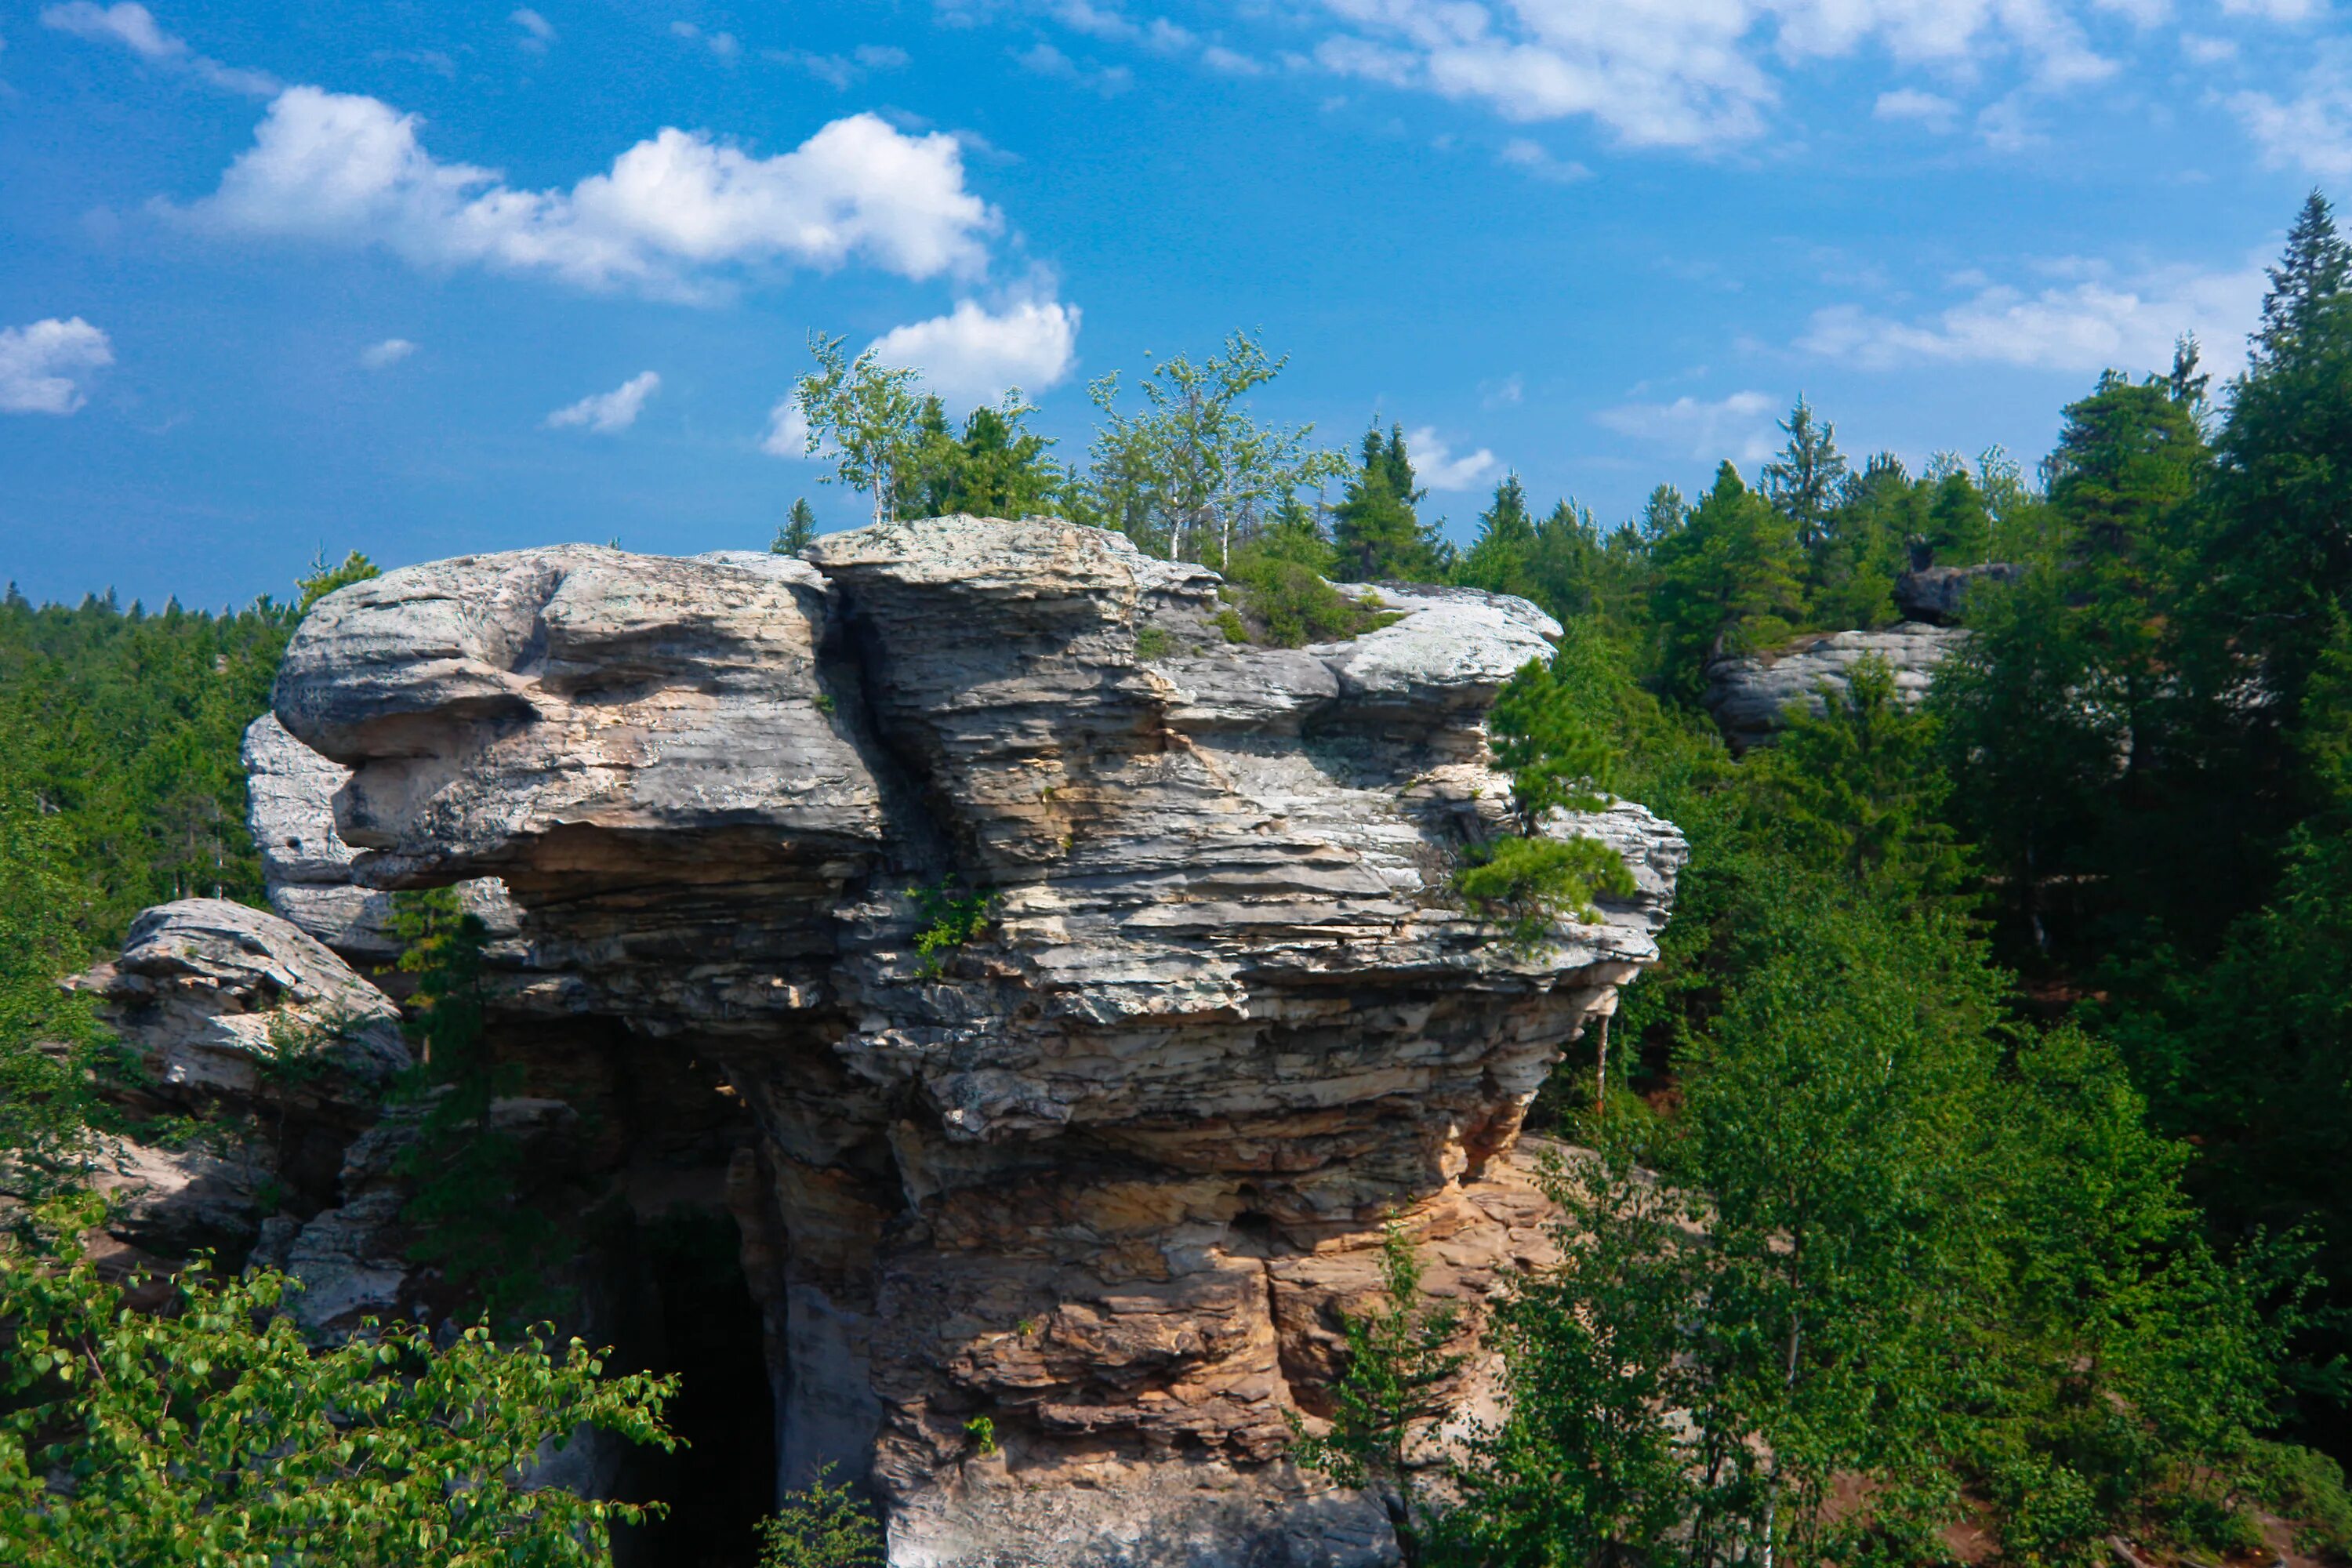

{"left": 1334, "top": 421, "right": 1437, "bottom": 582}
{"left": 1761, "top": 395, "right": 1848, "bottom": 549}
{"left": 774, "top": 498, "right": 819, "bottom": 554}
{"left": 2252, "top": 191, "right": 2350, "bottom": 372}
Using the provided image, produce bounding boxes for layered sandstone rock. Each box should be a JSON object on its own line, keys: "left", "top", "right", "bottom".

{"left": 1704, "top": 621, "right": 1966, "bottom": 752}
{"left": 241, "top": 517, "right": 1682, "bottom": 1566}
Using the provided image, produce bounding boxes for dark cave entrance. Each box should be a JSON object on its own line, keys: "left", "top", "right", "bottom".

{"left": 612, "top": 1208, "right": 777, "bottom": 1568}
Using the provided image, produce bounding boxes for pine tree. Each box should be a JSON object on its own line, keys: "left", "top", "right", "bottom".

{"left": 1762, "top": 396, "right": 1848, "bottom": 549}
{"left": 1649, "top": 462, "right": 1806, "bottom": 697}
{"left": 1334, "top": 422, "right": 1437, "bottom": 582}
{"left": 773, "top": 499, "right": 819, "bottom": 554}
{"left": 1457, "top": 474, "right": 1537, "bottom": 598}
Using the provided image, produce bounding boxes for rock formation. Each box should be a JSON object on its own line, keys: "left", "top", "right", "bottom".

{"left": 1703, "top": 621, "right": 1965, "bottom": 753}
{"left": 93, "top": 517, "right": 1685, "bottom": 1566}
{"left": 1895, "top": 562, "right": 2024, "bottom": 626}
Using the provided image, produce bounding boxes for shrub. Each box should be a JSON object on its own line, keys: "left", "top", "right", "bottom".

{"left": 1454, "top": 835, "right": 1637, "bottom": 949}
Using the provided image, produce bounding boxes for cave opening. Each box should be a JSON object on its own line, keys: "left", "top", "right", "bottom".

{"left": 612, "top": 1208, "right": 778, "bottom": 1568}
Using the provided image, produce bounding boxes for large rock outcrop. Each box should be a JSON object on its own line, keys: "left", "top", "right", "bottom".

{"left": 1703, "top": 621, "right": 1965, "bottom": 752}
{"left": 1895, "top": 561, "right": 2024, "bottom": 626}
{"left": 216, "top": 517, "right": 1682, "bottom": 1566}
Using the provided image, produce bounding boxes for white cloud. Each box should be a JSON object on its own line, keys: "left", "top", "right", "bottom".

{"left": 1480, "top": 372, "right": 1523, "bottom": 408}
{"left": 760, "top": 399, "right": 811, "bottom": 459}
{"left": 1499, "top": 136, "right": 1590, "bottom": 181}
{"left": 2227, "top": 45, "right": 2352, "bottom": 176}
{"left": 1201, "top": 44, "right": 1265, "bottom": 73}
{"left": 510, "top": 8, "right": 555, "bottom": 49}
{"left": 42, "top": 2, "right": 278, "bottom": 93}
{"left": 771, "top": 42, "right": 910, "bottom": 88}
{"left": 1797, "top": 260, "right": 2265, "bottom": 375}
{"left": 0, "top": 317, "right": 114, "bottom": 415}
{"left": 1308, "top": 0, "right": 2120, "bottom": 148}
{"left": 1404, "top": 426, "right": 1499, "bottom": 491}
{"left": 670, "top": 20, "right": 741, "bottom": 60}
{"left": 1594, "top": 390, "right": 1778, "bottom": 463}
{"left": 359, "top": 337, "right": 416, "bottom": 368}
{"left": 545, "top": 370, "right": 661, "bottom": 433}
{"left": 2220, "top": 0, "right": 2325, "bottom": 19}
{"left": 2180, "top": 32, "right": 2238, "bottom": 62}
{"left": 867, "top": 297, "right": 1082, "bottom": 403}
{"left": 188, "top": 89, "right": 999, "bottom": 299}
{"left": 1014, "top": 40, "right": 1134, "bottom": 93}
{"left": 1874, "top": 88, "right": 1958, "bottom": 131}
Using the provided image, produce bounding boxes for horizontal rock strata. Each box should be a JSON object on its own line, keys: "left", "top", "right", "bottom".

{"left": 225, "top": 517, "right": 1684, "bottom": 1566}
{"left": 1704, "top": 620, "right": 1965, "bottom": 752}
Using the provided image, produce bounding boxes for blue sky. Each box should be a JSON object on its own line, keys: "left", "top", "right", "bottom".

{"left": 2, "top": 0, "right": 2347, "bottom": 608}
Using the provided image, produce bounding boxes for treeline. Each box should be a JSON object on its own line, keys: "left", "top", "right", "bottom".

{"left": 4, "top": 194, "right": 2352, "bottom": 1566}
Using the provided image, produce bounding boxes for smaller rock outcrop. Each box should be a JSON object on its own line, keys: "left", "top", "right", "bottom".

{"left": 1895, "top": 562, "right": 2024, "bottom": 626}
{"left": 1704, "top": 622, "right": 1965, "bottom": 752}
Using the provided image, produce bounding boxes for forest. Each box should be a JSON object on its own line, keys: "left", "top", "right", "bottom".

{"left": 2, "top": 192, "right": 2350, "bottom": 1567}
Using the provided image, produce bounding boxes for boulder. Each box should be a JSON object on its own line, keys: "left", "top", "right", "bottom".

{"left": 1895, "top": 561, "right": 2025, "bottom": 626}
{"left": 1704, "top": 622, "right": 1967, "bottom": 753}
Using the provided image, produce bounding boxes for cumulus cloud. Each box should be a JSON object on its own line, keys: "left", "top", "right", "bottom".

{"left": 186, "top": 89, "right": 999, "bottom": 299}
{"left": 760, "top": 399, "right": 811, "bottom": 459}
{"left": 1308, "top": 0, "right": 2118, "bottom": 147}
{"left": 0, "top": 317, "right": 114, "bottom": 415}
{"left": 42, "top": 2, "right": 278, "bottom": 93}
{"left": 868, "top": 297, "right": 1081, "bottom": 404}
{"left": 1797, "top": 260, "right": 2266, "bottom": 375}
{"left": 1405, "top": 426, "right": 1499, "bottom": 491}
{"left": 1594, "top": 390, "right": 1778, "bottom": 463}
{"left": 2227, "top": 45, "right": 2352, "bottom": 177}
{"left": 359, "top": 337, "right": 416, "bottom": 368}
{"left": 545, "top": 370, "right": 661, "bottom": 433}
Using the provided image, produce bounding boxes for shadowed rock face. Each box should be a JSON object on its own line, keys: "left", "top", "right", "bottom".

{"left": 265, "top": 517, "right": 1683, "bottom": 1567}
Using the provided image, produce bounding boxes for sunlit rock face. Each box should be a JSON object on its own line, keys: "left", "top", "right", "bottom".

{"left": 268, "top": 517, "right": 1684, "bottom": 1568}
{"left": 1703, "top": 621, "right": 1967, "bottom": 753}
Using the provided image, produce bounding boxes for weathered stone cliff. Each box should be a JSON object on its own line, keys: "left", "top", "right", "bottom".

{"left": 90, "top": 517, "right": 1683, "bottom": 1566}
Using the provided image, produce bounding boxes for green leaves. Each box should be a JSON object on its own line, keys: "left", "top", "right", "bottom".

{"left": 0, "top": 1210, "right": 677, "bottom": 1566}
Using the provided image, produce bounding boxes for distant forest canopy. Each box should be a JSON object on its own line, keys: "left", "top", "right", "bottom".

{"left": 4, "top": 191, "right": 2352, "bottom": 1564}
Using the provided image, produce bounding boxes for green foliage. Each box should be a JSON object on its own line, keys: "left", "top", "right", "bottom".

{"left": 909, "top": 393, "right": 1063, "bottom": 520}
{"left": 774, "top": 498, "right": 820, "bottom": 554}
{"left": 0, "top": 1198, "right": 676, "bottom": 1566}
{"left": 1289, "top": 1222, "right": 1464, "bottom": 1566}
{"left": 387, "top": 890, "right": 565, "bottom": 1328}
{"left": 906, "top": 878, "right": 995, "bottom": 974}
{"left": 1220, "top": 517, "right": 1401, "bottom": 648}
{"left": 1486, "top": 655, "right": 1620, "bottom": 827}
{"left": 296, "top": 550, "right": 381, "bottom": 614}
{"left": 1454, "top": 837, "right": 1638, "bottom": 949}
{"left": 1761, "top": 394, "right": 1848, "bottom": 548}
{"left": 757, "top": 1466, "right": 884, "bottom": 1568}
{"left": 1077, "top": 329, "right": 1344, "bottom": 565}
{"left": 1650, "top": 462, "right": 1806, "bottom": 699}
{"left": 1333, "top": 422, "right": 1447, "bottom": 583}
{"left": 963, "top": 1415, "right": 998, "bottom": 1455}
{"left": 793, "top": 332, "right": 927, "bottom": 524}
{"left": 1744, "top": 654, "right": 1969, "bottom": 902}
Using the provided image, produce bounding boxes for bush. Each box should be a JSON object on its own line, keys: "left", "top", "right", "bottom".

{"left": 0, "top": 1198, "right": 676, "bottom": 1566}
{"left": 757, "top": 1465, "right": 884, "bottom": 1568}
